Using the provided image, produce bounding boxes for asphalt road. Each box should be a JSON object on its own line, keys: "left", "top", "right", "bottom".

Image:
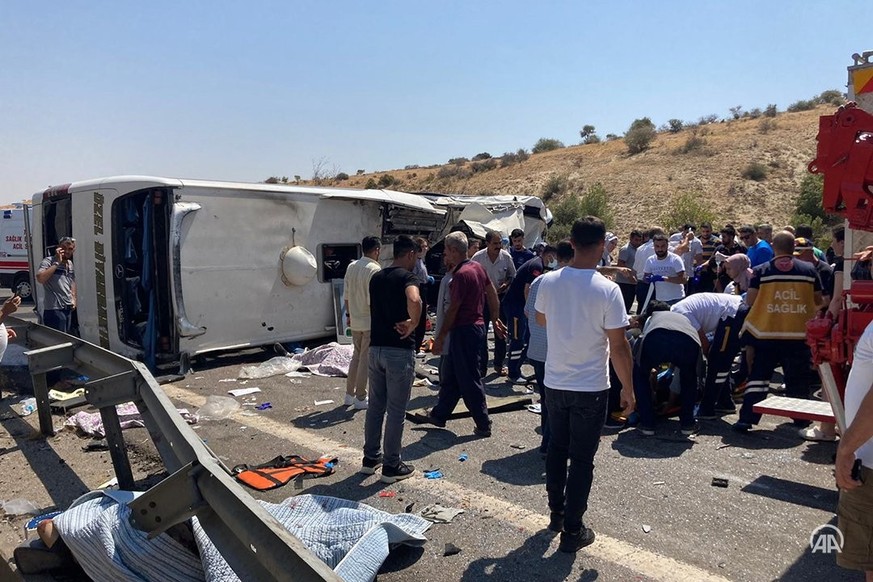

{"left": 0, "top": 293, "right": 859, "bottom": 581}
{"left": 151, "top": 342, "right": 856, "bottom": 582}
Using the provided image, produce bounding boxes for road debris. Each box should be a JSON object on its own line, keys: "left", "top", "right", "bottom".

{"left": 314, "top": 399, "right": 334, "bottom": 406}
{"left": 420, "top": 504, "right": 465, "bottom": 524}
{"left": 228, "top": 387, "right": 261, "bottom": 397}
{"left": 443, "top": 542, "right": 462, "bottom": 556}
{"left": 711, "top": 477, "right": 729, "bottom": 488}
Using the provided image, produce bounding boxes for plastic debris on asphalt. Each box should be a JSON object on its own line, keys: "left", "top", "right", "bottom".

{"left": 196, "top": 396, "right": 240, "bottom": 421}
{"left": 228, "top": 387, "right": 261, "bottom": 397}
{"left": 642, "top": 524, "right": 652, "bottom": 534}
{"left": 378, "top": 491, "right": 396, "bottom": 498}
{"left": 711, "top": 477, "right": 729, "bottom": 488}
{"left": 314, "top": 399, "right": 334, "bottom": 406}
{"left": 239, "top": 356, "right": 303, "bottom": 379}
{"left": 18, "top": 397, "right": 36, "bottom": 416}
{"left": 1, "top": 499, "right": 39, "bottom": 516}
{"left": 526, "top": 403, "right": 542, "bottom": 414}
{"left": 424, "top": 470, "right": 443, "bottom": 479}
{"left": 458, "top": 453, "right": 468, "bottom": 462}
{"left": 256, "top": 402, "right": 273, "bottom": 410}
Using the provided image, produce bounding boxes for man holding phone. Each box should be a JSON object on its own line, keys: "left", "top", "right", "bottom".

{"left": 36, "top": 237, "right": 77, "bottom": 333}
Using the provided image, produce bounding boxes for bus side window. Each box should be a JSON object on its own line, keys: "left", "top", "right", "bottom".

{"left": 318, "top": 244, "right": 361, "bottom": 282}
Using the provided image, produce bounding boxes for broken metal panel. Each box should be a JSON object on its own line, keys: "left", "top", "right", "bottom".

{"left": 10, "top": 316, "right": 340, "bottom": 582}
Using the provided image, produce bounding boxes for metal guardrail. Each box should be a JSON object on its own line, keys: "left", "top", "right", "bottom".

{"left": 10, "top": 315, "right": 340, "bottom": 582}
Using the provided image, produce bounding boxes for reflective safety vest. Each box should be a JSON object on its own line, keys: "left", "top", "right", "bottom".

{"left": 742, "top": 257, "right": 820, "bottom": 340}
{"left": 232, "top": 455, "right": 337, "bottom": 491}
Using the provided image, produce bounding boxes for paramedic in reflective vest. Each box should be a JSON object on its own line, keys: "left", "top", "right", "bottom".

{"left": 361, "top": 235, "right": 421, "bottom": 484}
{"left": 36, "top": 237, "right": 77, "bottom": 333}
{"left": 734, "top": 231, "right": 822, "bottom": 432}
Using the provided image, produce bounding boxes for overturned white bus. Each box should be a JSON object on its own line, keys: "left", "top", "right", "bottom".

{"left": 28, "top": 176, "right": 454, "bottom": 369}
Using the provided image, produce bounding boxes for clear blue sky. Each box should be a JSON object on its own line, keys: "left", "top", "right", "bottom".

{"left": 2, "top": 1, "right": 871, "bottom": 204}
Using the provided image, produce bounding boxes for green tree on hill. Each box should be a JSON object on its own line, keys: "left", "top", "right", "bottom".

{"left": 624, "top": 117, "right": 657, "bottom": 154}
{"left": 532, "top": 138, "right": 565, "bottom": 154}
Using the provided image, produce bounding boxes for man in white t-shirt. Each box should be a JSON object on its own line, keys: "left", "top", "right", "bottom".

{"left": 835, "top": 321, "right": 873, "bottom": 577}
{"left": 342, "top": 236, "right": 382, "bottom": 410}
{"left": 535, "top": 216, "right": 634, "bottom": 554}
{"left": 644, "top": 234, "right": 686, "bottom": 304}
{"left": 472, "top": 230, "right": 516, "bottom": 376}
{"left": 672, "top": 230, "right": 703, "bottom": 286}
{"left": 632, "top": 226, "right": 665, "bottom": 314}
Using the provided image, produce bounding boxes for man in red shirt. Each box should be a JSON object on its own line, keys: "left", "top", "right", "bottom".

{"left": 430, "top": 232, "right": 506, "bottom": 437}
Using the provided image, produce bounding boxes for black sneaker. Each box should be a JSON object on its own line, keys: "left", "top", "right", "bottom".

{"left": 603, "top": 417, "right": 625, "bottom": 429}
{"left": 381, "top": 462, "right": 415, "bottom": 484}
{"left": 558, "top": 527, "right": 596, "bottom": 553}
{"left": 732, "top": 421, "right": 752, "bottom": 433}
{"left": 426, "top": 413, "right": 446, "bottom": 428}
{"left": 473, "top": 423, "right": 492, "bottom": 438}
{"left": 547, "top": 512, "right": 564, "bottom": 533}
{"left": 360, "top": 456, "right": 382, "bottom": 475}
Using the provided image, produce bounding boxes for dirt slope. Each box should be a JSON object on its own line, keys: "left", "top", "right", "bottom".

{"left": 330, "top": 107, "right": 829, "bottom": 236}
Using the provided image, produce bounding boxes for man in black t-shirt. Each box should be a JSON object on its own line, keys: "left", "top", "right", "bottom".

{"left": 362, "top": 235, "right": 422, "bottom": 484}
{"left": 708, "top": 224, "right": 745, "bottom": 292}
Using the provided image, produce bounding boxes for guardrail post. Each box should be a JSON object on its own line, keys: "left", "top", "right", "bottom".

{"left": 99, "top": 405, "right": 135, "bottom": 490}
{"left": 31, "top": 371, "right": 54, "bottom": 436}
{"left": 23, "top": 342, "right": 75, "bottom": 436}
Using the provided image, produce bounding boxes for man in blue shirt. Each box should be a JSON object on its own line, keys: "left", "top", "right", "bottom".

{"left": 738, "top": 224, "right": 773, "bottom": 267}
{"left": 503, "top": 245, "right": 557, "bottom": 383}
{"left": 509, "top": 228, "right": 535, "bottom": 270}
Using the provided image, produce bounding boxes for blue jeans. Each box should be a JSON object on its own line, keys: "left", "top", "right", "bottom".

{"left": 364, "top": 346, "right": 415, "bottom": 468}
{"left": 43, "top": 308, "right": 72, "bottom": 333}
{"left": 545, "top": 387, "right": 608, "bottom": 534}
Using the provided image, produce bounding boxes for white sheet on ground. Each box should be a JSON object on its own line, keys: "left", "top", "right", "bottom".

{"left": 54, "top": 492, "right": 431, "bottom": 582}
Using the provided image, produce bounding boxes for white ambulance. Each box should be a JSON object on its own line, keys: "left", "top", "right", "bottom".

{"left": 0, "top": 205, "right": 32, "bottom": 300}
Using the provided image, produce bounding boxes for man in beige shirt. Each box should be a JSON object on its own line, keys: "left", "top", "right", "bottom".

{"left": 343, "top": 236, "right": 382, "bottom": 409}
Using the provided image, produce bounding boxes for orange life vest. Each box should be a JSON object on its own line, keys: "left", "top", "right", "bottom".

{"left": 232, "top": 455, "right": 337, "bottom": 491}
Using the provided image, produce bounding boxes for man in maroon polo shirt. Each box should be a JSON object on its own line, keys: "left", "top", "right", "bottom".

{"left": 430, "top": 232, "right": 506, "bottom": 437}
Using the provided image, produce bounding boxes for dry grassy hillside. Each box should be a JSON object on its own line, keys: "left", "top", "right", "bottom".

{"left": 321, "top": 106, "right": 831, "bottom": 237}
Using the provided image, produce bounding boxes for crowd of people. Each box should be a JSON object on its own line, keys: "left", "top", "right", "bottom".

{"left": 337, "top": 214, "right": 873, "bottom": 572}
